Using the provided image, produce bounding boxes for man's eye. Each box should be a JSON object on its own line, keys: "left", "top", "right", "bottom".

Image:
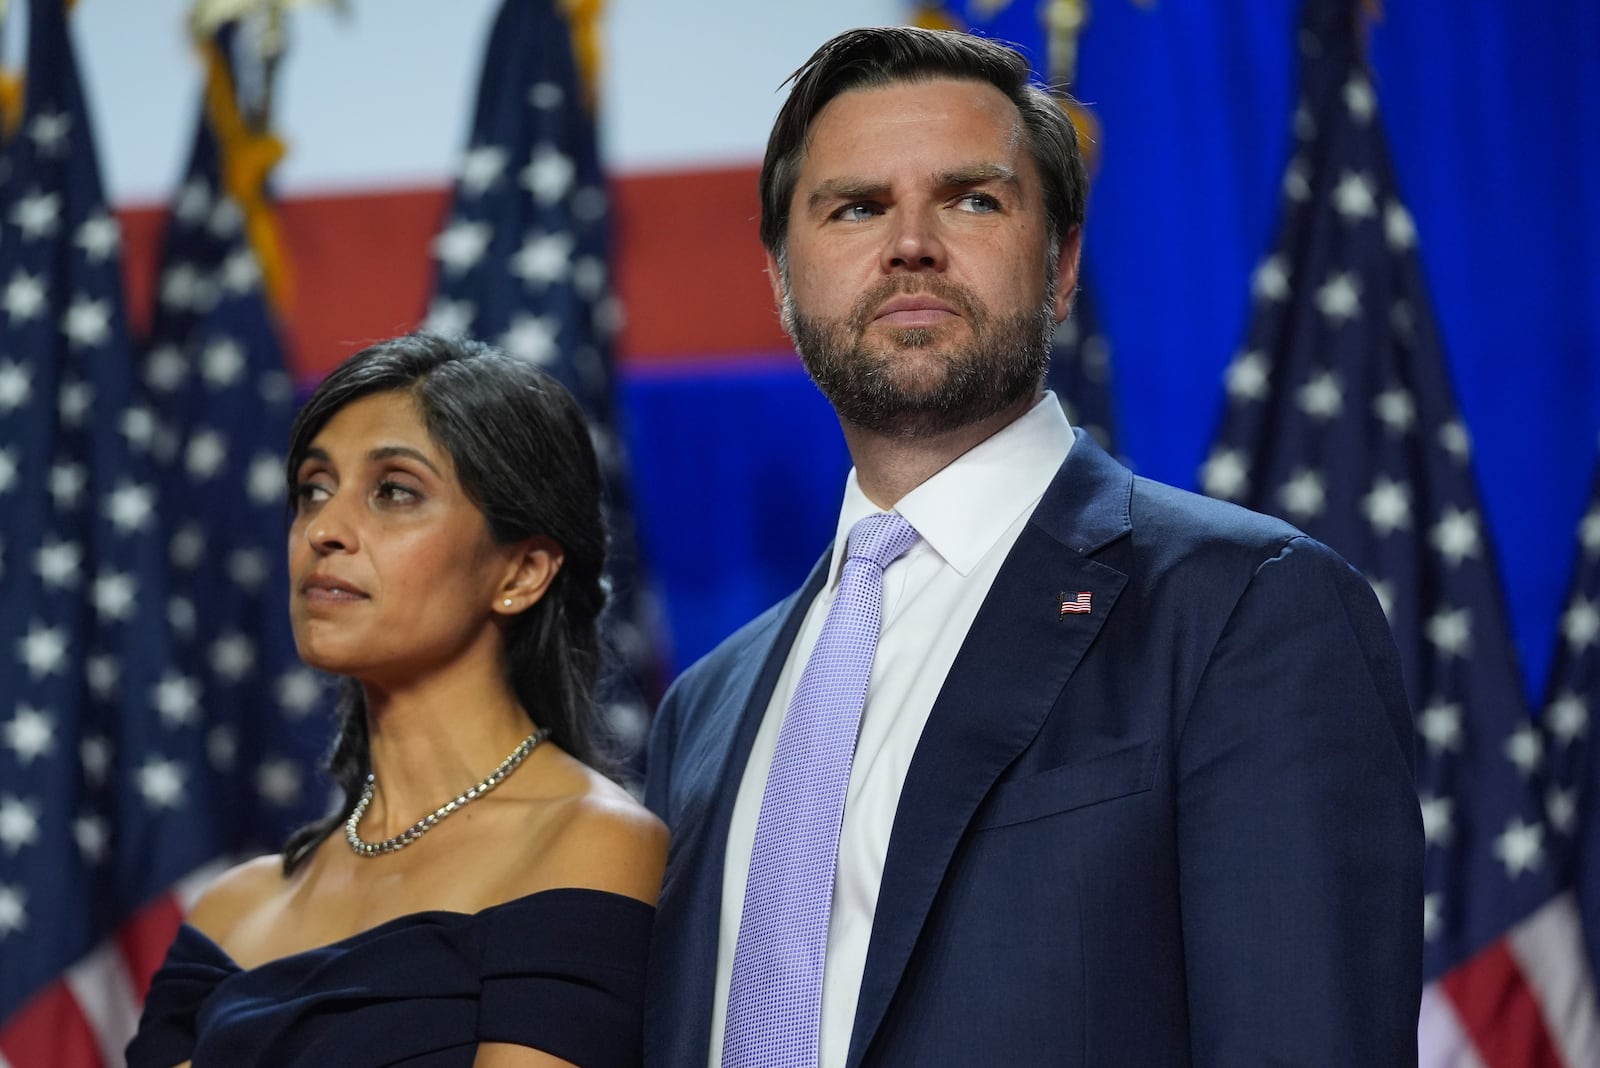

{"left": 833, "top": 202, "right": 881, "bottom": 222}
{"left": 955, "top": 192, "right": 1000, "bottom": 213}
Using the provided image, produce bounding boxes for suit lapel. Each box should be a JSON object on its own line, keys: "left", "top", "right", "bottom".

{"left": 846, "top": 432, "right": 1136, "bottom": 1067}
{"left": 655, "top": 550, "right": 832, "bottom": 1065}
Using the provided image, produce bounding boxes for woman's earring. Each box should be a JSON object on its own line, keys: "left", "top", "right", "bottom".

{"left": 502, "top": 598, "right": 514, "bottom": 608}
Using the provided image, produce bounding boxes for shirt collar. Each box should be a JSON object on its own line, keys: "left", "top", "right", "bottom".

{"left": 828, "top": 392, "right": 1075, "bottom": 585}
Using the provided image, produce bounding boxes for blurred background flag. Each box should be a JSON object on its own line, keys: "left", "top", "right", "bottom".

{"left": 1544, "top": 463, "right": 1600, "bottom": 1014}
{"left": 0, "top": 0, "right": 191, "bottom": 1062}
{"left": 425, "top": 0, "right": 665, "bottom": 761}
{"left": 0, "top": 4, "right": 332, "bottom": 1063}
{"left": 911, "top": 0, "right": 1120, "bottom": 453}
{"left": 134, "top": 11, "right": 332, "bottom": 910}
{"left": 1204, "top": 0, "right": 1599, "bottom": 1063}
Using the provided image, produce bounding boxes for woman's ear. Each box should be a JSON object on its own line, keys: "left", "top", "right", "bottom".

{"left": 494, "top": 537, "right": 564, "bottom": 616}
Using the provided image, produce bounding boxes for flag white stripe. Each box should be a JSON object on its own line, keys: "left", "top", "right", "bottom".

{"left": 1508, "top": 891, "right": 1600, "bottom": 1068}
{"left": 1419, "top": 980, "right": 1490, "bottom": 1068}
{"left": 64, "top": 939, "right": 140, "bottom": 1068}
{"left": 13, "top": 861, "right": 230, "bottom": 1068}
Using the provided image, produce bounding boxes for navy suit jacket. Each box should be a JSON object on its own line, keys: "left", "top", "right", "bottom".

{"left": 644, "top": 431, "right": 1423, "bottom": 1067}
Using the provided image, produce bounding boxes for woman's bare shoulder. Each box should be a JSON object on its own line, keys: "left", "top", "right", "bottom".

{"left": 503, "top": 763, "right": 668, "bottom": 907}
{"left": 552, "top": 780, "right": 669, "bottom": 904}
{"left": 183, "top": 854, "right": 290, "bottom": 943}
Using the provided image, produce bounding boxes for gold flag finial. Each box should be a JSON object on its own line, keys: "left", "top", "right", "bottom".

{"left": 2, "top": 0, "right": 89, "bottom": 135}
{"left": 560, "top": 0, "right": 604, "bottom": 114}
{"left": 0, "top": 69, "right": 20, "bottom": 140}
{"left": 1046, "top": 0, "right": 1089, "bottom": 89}
{"left": 911, "top": 3, "right": 962, "bottom": 31}
{"left": 1042, "top": 1, "right": 1104, "bottom": 174}
{"left": 190, "top": 0, "right": 348, "bottom": 40}
{"left": 187, "top": 3, "right": 302, "bottom": 314}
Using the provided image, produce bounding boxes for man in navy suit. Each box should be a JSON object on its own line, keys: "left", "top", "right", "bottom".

{"left": 644, "top": 26, "right": 1422, "bottom": 1067}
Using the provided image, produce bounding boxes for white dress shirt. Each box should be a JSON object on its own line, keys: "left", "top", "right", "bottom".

{"left": 709, "top": 394, "right": 1076, "bottom": 1068}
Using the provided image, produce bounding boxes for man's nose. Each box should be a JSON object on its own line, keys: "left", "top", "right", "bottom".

{"left": 882, "top": 207, "right": 947, "bottom": 272}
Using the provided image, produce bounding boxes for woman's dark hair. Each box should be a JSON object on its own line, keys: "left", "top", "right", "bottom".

{"left": 759, "top": 26, "right": 1088, "bottom": 258}
{"left": 280, "top": 332, "right": 609, "bottom": 873}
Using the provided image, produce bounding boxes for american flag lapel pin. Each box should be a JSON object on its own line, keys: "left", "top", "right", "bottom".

{"left": 1059, "top": 591, "right": 1092, "bottom": 617}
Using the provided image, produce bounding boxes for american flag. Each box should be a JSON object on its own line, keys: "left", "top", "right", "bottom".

{"left": 1058, "top": 591, "right": 1092, "bottom": 617}
{"left": 1204, "top": 1, "right": 1599, "bottom": 1062}
{"left": 1545, "top": 467, "right": 1600, "bottom": 1022}
{"left": 134, "top": 26, "right": 331, "bottom": 912}
{"left": 911, "top": 0, "right": 1121, "bottom": 456}
{"left": 0, "top": 11, "right": 329, "bottom": 1065}
{"left": 1049, "top": 286, "right": 1118, "bottom": 455}
{"left": 424, "top": 0, "right": 663, "bottom": 759}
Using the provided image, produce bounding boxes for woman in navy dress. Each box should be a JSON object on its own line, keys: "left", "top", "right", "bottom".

{"left": 128, "top": 333, "right": 668, "bottom": 1068}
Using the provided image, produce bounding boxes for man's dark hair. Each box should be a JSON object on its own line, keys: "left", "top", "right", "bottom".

{"left": 759, "top": 26, "right": 1088, "bottom": 257}
{"left": 279, "top": 332, "right": 610, "bottom": 874}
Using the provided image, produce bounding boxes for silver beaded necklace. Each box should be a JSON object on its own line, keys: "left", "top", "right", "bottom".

{"left": 345, "top": 727, "right": 551, "bottom": 857}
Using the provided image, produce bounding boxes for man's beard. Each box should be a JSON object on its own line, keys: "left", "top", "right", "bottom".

{"left": 782, "top": 271, "right": 1058, "bottom": 439}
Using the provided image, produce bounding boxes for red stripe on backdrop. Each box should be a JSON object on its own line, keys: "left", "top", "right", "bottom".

{"left": 611, "top": 165, "right": 786, "bottom": 360}
{"left": 0, "top": 981, "right": 105, "bottom": 1068}
{"left": 117, "top": 894, "right": 185, "bottom": 999}
{"left": 115, "top": 164, "right": 785, "bottom": 380}
{"left": 118, "top": 186, "right": 450, "bottom": 379}
{"left": 1441, "top": 937, "right": 1565, "bottom": 1068}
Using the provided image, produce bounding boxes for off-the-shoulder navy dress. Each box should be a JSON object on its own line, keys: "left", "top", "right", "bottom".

{"left": 126, "top": 888, "right": 653, "bottom": 1068}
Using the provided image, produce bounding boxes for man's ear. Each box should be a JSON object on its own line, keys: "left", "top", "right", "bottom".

{"left": 1052, "top": 226, "right": 1084, "bottom": 325}
{"left": 764, "top": 248, "right": 787, "bottom": 313}
{"left": 494, "top": 537, "right": 564, "bottom": 616}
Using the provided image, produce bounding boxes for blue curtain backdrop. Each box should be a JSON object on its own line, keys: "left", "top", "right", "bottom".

{"left": 620, "top": 2, "right": 1600, "bottom": 704}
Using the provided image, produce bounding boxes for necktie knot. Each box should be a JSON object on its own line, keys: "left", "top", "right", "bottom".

{"left": 846, "top": 512, "right": 918, "bottom": 572}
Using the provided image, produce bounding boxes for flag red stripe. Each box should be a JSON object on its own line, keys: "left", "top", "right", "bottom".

{"left": 0, "top": 981, "right": 106, "bottom": 1068}
{"left": 117, "top": 164, "right": 788, "bottom": 381}
{"left": 1442, "top": 937, "right": 1566, "bottom": 1068}
{"left": 117, "top": 893, "right": 185, "bottom": 1000}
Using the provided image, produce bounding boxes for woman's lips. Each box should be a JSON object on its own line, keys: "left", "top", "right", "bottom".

{"left": 302, "top": 575, "right": 369, "bottom": 602}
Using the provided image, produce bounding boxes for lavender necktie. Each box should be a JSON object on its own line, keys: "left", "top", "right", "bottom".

{"left": 722, "top": 511, "right": 920, "bottom": 1068}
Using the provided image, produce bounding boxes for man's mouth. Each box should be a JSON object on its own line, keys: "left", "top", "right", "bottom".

{"left": 871, "top": 294, "right": 958, "bottom": 328}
